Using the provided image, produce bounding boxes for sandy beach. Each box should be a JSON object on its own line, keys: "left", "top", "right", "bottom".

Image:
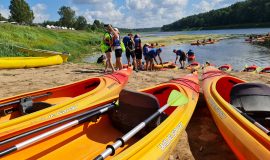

{"left": 0, "top": 63, "right": 269, "bottom": 159}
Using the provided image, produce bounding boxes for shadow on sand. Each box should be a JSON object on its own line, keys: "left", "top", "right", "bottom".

{"left": 186, "top": 92, "right": 237, "bottom": 160}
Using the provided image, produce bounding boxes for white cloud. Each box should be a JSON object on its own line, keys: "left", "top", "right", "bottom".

{"left": 192, "top": 0, "right": 244, "bottom": 13}
{"left": 72, "top": 0, "right": 112, "bottom": 4}
{"left": 82, "top": 2, "right": 124, "bottom": 26}
{"left": 32, "top": 3, "right": 50, "bottom": 23}
{"left": 0, "top": 5, "right": 10, "bottom": 18}
{"left": 70, "top": 0, "right": 244, "bottom": 28}
{"left": 126, "top": 0, "right": 154, "bottom": 10}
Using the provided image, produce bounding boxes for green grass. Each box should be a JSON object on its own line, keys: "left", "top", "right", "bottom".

{"left": 0, "top": 23, "right": 102, "bottom": 61}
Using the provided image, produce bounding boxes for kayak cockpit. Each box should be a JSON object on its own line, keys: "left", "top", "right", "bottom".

{"left": 230, "top": 83, "right": 270, "bottom": 128}
{"left": 216, "top": 77, "right": 270, "bottom": 129}
{"left": 0, "top": 78, "right": 101, "bottom": 123}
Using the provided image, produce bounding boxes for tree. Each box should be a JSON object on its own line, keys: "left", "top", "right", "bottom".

{"left": 0, "top": 13, "right": 7, "bottom": 21}
{"left": 9, "top": 0, "right": 34, "bottom": 24}
{"left": 75, "top": 16, "right": 87, "bottom": 30}
{"left": 58, "top": 6, "right": 75, "bottom": 28}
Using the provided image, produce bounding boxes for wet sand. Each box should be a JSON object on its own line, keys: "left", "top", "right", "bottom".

{"left": 0, "top": 63, "right": 269, "bottom": 159}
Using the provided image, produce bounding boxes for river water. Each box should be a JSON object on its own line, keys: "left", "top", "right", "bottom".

{"left": 85, "top": 28, "right": 270, "bottom": 71}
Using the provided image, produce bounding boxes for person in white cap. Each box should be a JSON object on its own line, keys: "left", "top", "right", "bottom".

{"left": 108, "top": 25, "right": 123, "bottom": 70}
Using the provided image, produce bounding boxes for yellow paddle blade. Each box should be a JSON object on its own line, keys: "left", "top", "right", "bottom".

{"left": 167, "top": 90, "right": 188, "bottom": 107}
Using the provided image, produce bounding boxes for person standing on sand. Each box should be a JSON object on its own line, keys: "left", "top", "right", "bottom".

{"left": 134, "top": 34, "right": 143, "bottom": 70}
{"left": 103, "top": 24, "right": 115, "bottom": 73}
{"left": 173, "top": 49, "right": 187, "bottom": 69}
{"left": 124, "top": 33, "right": 138, "bottom": 72}
{"left": 143, "top": 43, "right": 150, "bottom": 71}
{"left": 108, "top": 25, "right": 123, "bottom": 70}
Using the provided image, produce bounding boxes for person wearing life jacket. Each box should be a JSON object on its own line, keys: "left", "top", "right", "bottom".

{"left": 134, "top": 34, "right": 143, "bottom": 70}
{"left": 187, "top": 49, "right": 195, "bottom": 56}
{"left": 124, "top": 33, "right": 138, "bottom": 71}
{"left": 103, "top": 24, "right": 115, "bottom": 73}
{"left": 143, "top": 43, "right": 150, "bottom": 71}
{"left": 109, "top": 25, "right": 123, "bottom": 70}
{"left": 148, "top": 48, "right": 163, "bottom": 71}
{"left": 173, "top": 49, "right": 187, "bottom": 69}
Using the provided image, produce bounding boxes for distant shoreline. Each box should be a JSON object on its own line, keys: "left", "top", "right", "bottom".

{"left": 161, "top": 23, "right": 270, "bottom": 32}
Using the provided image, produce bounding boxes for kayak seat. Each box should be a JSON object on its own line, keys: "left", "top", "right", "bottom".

{"left": 20, "top": 97, "right": 53, "bottom": 115}
{"left": 230, "top": 83, "right": 270, "bottom": 124}
{"left": 109, "top": 89, "right": 162, "bottom": 136}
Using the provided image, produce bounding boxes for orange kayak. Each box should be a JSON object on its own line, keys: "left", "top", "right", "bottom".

{"left": 0, "top": 68, "right": 132, "bottom": 139}
{"left": 0, "top": 73, "right": 199, "bottom": 159}
{"left": 202, "top": 66, "right": 270, "bottom": 159}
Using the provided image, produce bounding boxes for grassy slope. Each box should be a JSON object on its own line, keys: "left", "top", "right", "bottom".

{"left": 0, "top": 23, "right": 102, "bottom": 61}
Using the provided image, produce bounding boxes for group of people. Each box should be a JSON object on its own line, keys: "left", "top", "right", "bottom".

{"left": 101, "top": 24, "right": 164, "bottom": 72}
{"left": 101, "top": 24, "right": 195, "bottom": 72}
{"left": 173, "top": 49, "right": 195, "bottom": 69}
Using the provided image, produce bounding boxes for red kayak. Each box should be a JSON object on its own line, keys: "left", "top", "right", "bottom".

{"left": 218, "top": 64, "right": 232, "bottom": 72}
{"left": 242, "top": 65, "right": 258, "bottom": 73}
{"left": 260, "top": 67, "right": 270, "bottom": 74}
{"left": 188, "top": 55, "right": 196, "bottom": 61}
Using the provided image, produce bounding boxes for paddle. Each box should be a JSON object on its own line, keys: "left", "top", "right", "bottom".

{"left": 233, "top": 106, "right": 270, "bottom": 135}
{"left": 0, "top": 92, "right": 52, "bottom": 109}
{"left": 0, "top": 102, "right": 116, "bottom": 146}
{"left": 0, "top": 102, "right": 117, "bottom": 157}
{"left": 94, "top": 90, "right": 188, "bottom": 160}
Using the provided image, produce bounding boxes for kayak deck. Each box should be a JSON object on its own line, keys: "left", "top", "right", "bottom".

{"left": 0, "top": 78, "right": 101, "bottom": 123}
{"left": 1, "top": 76, "right": 199, "bottom": 159}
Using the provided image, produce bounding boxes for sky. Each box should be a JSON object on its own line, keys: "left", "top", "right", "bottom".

{"left": 0, "top": 0, "right": 244, "bottom": 28}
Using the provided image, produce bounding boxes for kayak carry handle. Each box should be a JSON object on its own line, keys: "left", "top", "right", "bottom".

{"left": 0, "top": 92, "right": 52, "bottom": 109}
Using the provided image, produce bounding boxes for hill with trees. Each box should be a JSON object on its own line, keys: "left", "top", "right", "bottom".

{"left": 161, "top": 0, "right": 270, "bottom": 31}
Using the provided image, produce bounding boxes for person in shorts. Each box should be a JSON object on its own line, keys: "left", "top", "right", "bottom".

{"left": 134, "top": 34, "right": 143, "bottom": 70}
{"left": 173, "top": 49, "right": 187, "bottom": 69}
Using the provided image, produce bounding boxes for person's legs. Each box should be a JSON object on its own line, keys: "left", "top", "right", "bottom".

{"left": 115, "top": 49, "right": 123, "bottom": 70}
{"left": 183, "top": 60, "right": 186, "bottom": 68}
{"left": 126, "top": 51, "right": 131, "bottom": 66}
{"left": 131, "top": 51, "right": 137, "bottom": 70}
{"left": 180, "top": 59, "right": 183, "bottom": 69}
{"left": 106, "top": 51, "right": 115, "bottom": 72}
{"left": 150, "top": 58, "right": 154, "bottom": 71}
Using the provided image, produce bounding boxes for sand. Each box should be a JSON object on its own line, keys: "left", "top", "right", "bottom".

{"left": 0, "top": 63, "right": 269, "bottom": 159}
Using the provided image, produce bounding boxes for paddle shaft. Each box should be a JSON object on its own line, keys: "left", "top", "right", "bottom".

{"left": 0, "top": 92, "right": 52, "bottom": 109}
{"left": 0, "top": 103, "right": 114, "bottom": 145}
{"left": 234, "top": 107, "right": 270, "bottom": 135}
{"left": 0, "top": 103, "right": 115, "bottom": 157}
{"left": 94, "top": 103, "right": 170, "bottom": 160}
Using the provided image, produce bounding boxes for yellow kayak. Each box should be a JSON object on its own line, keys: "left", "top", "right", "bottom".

{"left": 0, "top": 55, "right": 65, "bottom": 69}
{"left": 0, "top": 73, "right": 199, "bottom": 159}
{"left": 202, "top": 66, "right": 270, "bottom": 159}
{"left": 0, "top": 68, "right": 132, "bottom": 139}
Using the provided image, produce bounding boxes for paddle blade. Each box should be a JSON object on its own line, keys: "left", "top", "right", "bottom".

{"left": 256, "top": 67, "right": 262, "bottom": 72}
{"left": 167, "top": 90, "right": 188, "bottom": 106}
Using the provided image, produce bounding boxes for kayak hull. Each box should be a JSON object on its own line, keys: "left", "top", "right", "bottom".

{"left": 186, "top": 62, "right": 200, "bottom": 70}
{"left": 188, "top": 55, "right": 196, "bottom": 61}
{"left": 202, "top": 67, "right": 270, "bottom": 159}
{"left": 218, "top": 64, "right": 232, "bottom": 72}
{"left": 0, "top": 68, "right": 132, "bottom": 139}
{"left": 1, "top": 73, "right": 199, "bottom": 160}
{"left": 242, "top": 65, "right": 259, "bottom": 73}
{"left": 0, "top": 55, "right": 65, "bottom": 69}
{"left": 260, "top": 67, "right": 270, "bottom": 74}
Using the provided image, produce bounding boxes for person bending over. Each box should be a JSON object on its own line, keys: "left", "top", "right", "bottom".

{"left": 173, "top": 49, "right": 187, "bottom": 69}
